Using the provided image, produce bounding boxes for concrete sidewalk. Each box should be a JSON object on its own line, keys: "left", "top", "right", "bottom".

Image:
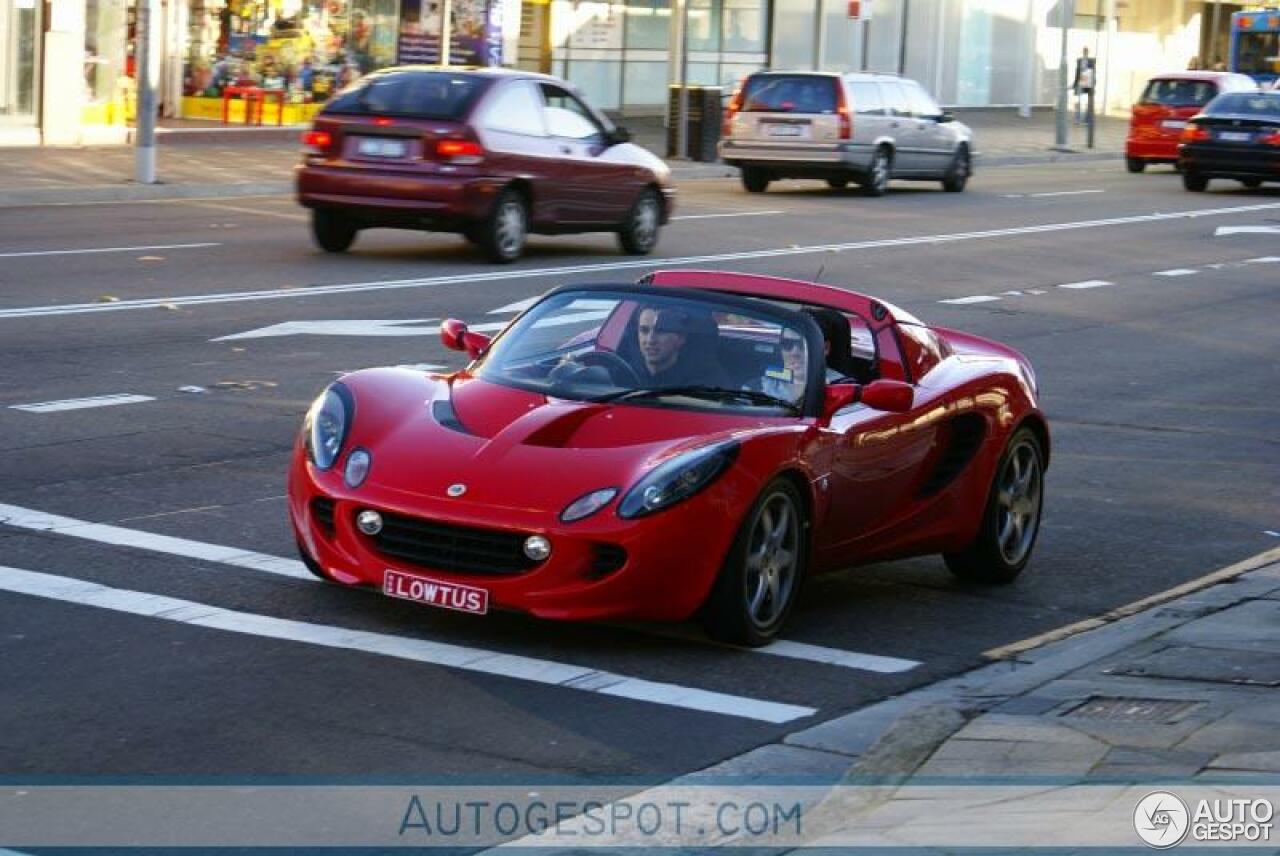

{"left": 0, "top": 109, "right": 1126, "bottom": 208}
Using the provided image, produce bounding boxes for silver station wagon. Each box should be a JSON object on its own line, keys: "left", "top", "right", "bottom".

{"left": 719, "top": 71, "right": 975, "bottom": 196}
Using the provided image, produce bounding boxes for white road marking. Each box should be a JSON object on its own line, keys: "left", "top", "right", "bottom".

{"left": 1057, "top": 279, "right": 1113, "bottom": 290}
{"left": 940, "top": 295, "right": 1002, "bottom": 305}
{"left": 671, "top": 210, "right": 784, "bottom": 221}
{"left": 5, "top": 201, "right": 1280, "bottom": 321}
{"left": 190, "top": 201, "right": 307, "bottom": 222}
{"left": 214, "top": 318, "right": 441, "bottom": 341}
{"left": 755, "top": 640, "right": 919, "bottom": 673}
{"left": 0, "top": 565, "right": 815, "bottom": 723}
{"left": 1215, "top": 225, "right": 1280, "bottom": 237}
{"left": 1245, "top": 256, "right": 1280, "bottom": 264}
{"left": 0, "top": 242, "right": 220, "bottom": 259}
{"left": 1153, "top": 268, "right": 1199, "bottom": 277}
{"left": 1028, "top": 189, "right": 1106, "bottom": 197}
{"left": 1264, "top": 531, "right": 1280, "bottom": 538}
{"left": 9, "top": 394, "right": 156, "bottom": 413}
{"left": 0, "top": 503, "right": 312, "bottom": 580}
{"left": 488, "top": 296, "right": 540, "bottom": 315}
{"left": 1000, "top": 290, "right": 1024, "bottom": 296}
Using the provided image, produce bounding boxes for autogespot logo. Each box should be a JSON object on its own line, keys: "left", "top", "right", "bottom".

{"left": 1135, "top": 791, "right": 1191, "bottom": 848}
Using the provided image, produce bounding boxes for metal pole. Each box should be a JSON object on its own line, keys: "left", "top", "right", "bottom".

{"left": 1209, "top": 0, "right": 1222, "bottom": 68}
{"left": 677, "top": 0, "right": 689, "bottom": 159}
{"left": 1054, "top": 0, "right": 1074, "bottom": 148}
{"left": 135, "top": 0, "right": 158, "bottom": 184}
{"left": 897, "top": 0, "right": 909, "bottom": 75}
{"left": 1019, "top": 0, "right": 1033, "bottom": 118}
{"left": 861, "top": 17, "right": 870, "bottom": 70}
{"left": 441, "top": 0, "right": 453, "bottom": 65}
{"left": 814, "top": 0, "right": 827, "bottom": 71}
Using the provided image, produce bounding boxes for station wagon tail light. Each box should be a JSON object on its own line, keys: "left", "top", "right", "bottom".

{"left": 1261, "top": 130, "right": 1280, "bottom": 146}
{"left": 722, "top": 80, "right": 746, "bottom": 136}
{"left": 302, "top": 130, "right": 332, "bottom": 151}
{"left": 436, "top": 138, "right": 485, "bottom": 164}
{"left": 835, "top": 83, "right": 852, "bottom": 140}
{"left": 1180, "top": 124, "right": 1210, "bottom": 142}
{"left": 372, "top": 117, "right": 394, "bottom": 126}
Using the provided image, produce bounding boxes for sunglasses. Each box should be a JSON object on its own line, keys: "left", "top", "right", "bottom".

{"left": 780, "top": 337, "right": 805, "bottom": 352}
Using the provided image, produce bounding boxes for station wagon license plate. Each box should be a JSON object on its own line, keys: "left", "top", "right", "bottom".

{"left": 383, "top": 569, "right": 489, "bottom": 615}
{"left": 1217, "top": 131, "right": 1252, "bottom": 142}
{"left": 766, "top": 124, "right": 804, "bottom": 137}
{"left": 358, "top": 138, "right": 408, "bottom": 158}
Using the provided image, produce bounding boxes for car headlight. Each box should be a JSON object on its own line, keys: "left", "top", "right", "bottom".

{"left": 561, "top": 488, "right": 619, "bottom": 523}
{"left": 618, "top": 441, "right": 739, "bottom": 519}
{"left": 304, "top": 383, "right": 354, "bottom": 470}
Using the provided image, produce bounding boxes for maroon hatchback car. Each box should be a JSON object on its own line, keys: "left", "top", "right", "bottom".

{"left": 296, "top": 67, "right": 675, "bottom": 262}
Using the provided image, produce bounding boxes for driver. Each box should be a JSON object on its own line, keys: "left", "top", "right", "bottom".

{"left": 634, "top": 305, "right": 729, "bottom": 388}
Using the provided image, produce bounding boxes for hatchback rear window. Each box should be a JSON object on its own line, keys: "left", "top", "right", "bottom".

{"left": 741, "top": 75, "right": 838, "bottom": 114}
{"left": 1204, "top": 92, "right": 1280, "bottom": 117}
{"left": 1140, "top": 78, "right": 1217, "bottom": 107}
{"left": 323, "top": 72, "right": 492, "bottom": 119}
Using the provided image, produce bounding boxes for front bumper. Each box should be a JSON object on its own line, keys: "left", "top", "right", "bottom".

{"left": 287, "top": 448, "right": 743, "bottom": 623}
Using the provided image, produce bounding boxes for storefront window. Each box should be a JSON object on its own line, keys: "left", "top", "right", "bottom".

{"left": 1, "top": 0, "right": 40, "bottom": 121}
{"left": 623, "top": 0, "right": 667, "bottom": 49}
{"left": 686, "top": 0, "right": 718, "bottom": 52}
{"left": 84, "top": 0, "right": 127, "bottom": 122}
{"left": 721, "top": 0, "right": 763, "bottom": 52}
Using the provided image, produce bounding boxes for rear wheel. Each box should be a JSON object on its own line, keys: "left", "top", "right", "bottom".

{"left": 1126, "top": 157, "right": 1146, "bottom": 174}
{"left": 311, "top": 210, "right": 357, "bottom": 253}
{"left": 1183, "top": 170, "right": 1209, "bottom": 192}
{"left": 944, "top": 428, "right": 1044, "bottom": 584}
{"left": 826, "top": 177, "right": 850, "bottom": 190}
{"left": 700, "top": 478, "right": 807, "bottom": 647}
{"left": 478, "top": 187, "right": 528, "bottom": 263}
{"left": 741, "top": 167, "right": 771, "bottom": 193}
{"left": 862, "top": 148, "right": 891, "bottom": 197}
{"left": 1241, "top": 178, "right": 1263, "bottom": 189}
{"left": 617, "top": 188, "right": 662, "bottom": 255}
{"left": 941, "top": 146, "right": 971, "bottom": 192}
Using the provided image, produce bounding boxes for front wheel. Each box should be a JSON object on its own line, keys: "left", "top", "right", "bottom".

{"left": 741, "top": 167, "right": 771, "bottom": 193}
{"left": 478, "top": 188, "right": 528, "bottom": 263}
{"left": 311, "top": 210, "right": 357, "bottom": 253}
{"left": 1126, "top": 157, "right": 1146, "bottom": 174}
{"left": 1182, "top": 171, "right": 1209, "bottom": 192}
{"left": 700, "top": 478, "right": 807, "bottom": 647}
{"left": 944, "top": 427, "right": 1044, "bottom": 584}
{"left": 941, "top": 147, "right": 970, "bottom": 192}
{"left": 617, "top": 188, "right": 662, "bottom": 255}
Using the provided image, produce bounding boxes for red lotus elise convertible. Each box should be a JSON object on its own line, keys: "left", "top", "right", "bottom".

{"left": 288, "top": 270, "right": 1048, "bottom": 645}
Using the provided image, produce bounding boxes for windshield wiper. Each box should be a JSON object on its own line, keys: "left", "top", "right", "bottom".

{"left": 594, "top": 385, "right": 800, "bottom": 413}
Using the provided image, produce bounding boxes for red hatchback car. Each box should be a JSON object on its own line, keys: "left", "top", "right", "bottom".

{"left": 288, "top": 271, "right": 1049, "bottom": 646}
{"left": 1126, "top": 71, "right": 1257, "bottom": 172}
{"left": 296, "top": 67, "right": 675, "bottom": 262}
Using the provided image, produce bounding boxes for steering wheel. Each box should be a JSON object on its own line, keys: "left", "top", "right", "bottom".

{"left": 576, "top": 350, "right": 642, "bottom": 387}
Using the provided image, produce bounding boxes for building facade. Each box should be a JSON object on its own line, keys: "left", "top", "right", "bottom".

{"left": 2, "top": 0, "right": 1272, "bottom": 145}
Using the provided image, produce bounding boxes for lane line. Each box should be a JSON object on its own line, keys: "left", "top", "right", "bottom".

{"left": 0, "top": 564, "right": 815, "bottom": 724}
{"left": 671, "top": 210, "right": 784, "bottom": 221}
{"left": 0, "top": 501, "right": 914, "bottom": 673}
{"left": 1056, "top": 279, "right": 1113, "bottom": 290}
{"left": 189, "top": 201, "right": 307, "bottom": 222}
{"left": 0, "top": 242, "right": 220, "bottom": 259}
{"left": 1245, "top": 256, "right": 1280, "bottom": 264}
{"left": 9, "top": 394, "right": 156, "bottom": 413}
{"left": 0, "top": 503, "right": 313, "bottom": 580}
{"left": 1028, "top": 189, "right": 1106, "bottom": 198}
{"left": 488, "top": 296, "right": 541, "bottom": 314}
{"left": 940, "top": 295, "right": 1002, "bottom": 305}
{"left": 1153, "top": 268, "right": 1199, "bottom": 277}
{"left": 4, "top": 201, "right": 1280, "bottom": 321}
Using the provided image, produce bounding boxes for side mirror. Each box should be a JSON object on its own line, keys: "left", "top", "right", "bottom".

{"left": 860, "top": 379, "right": 914, "bottom": 413}
{"left": 609, "top": 126, "right": 632, "bottom": 145}
{"left": 440, "top": 318, "right": 491, "bottom": 360}
{"left": 820, "top": 383, "right": 860, "bottom": 422}
{"left": 936, "top": 111, "right": 955, "bottom": 123}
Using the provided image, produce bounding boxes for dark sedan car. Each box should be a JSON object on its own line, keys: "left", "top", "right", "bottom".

{"left": 1178, "top": 90, "right": 1280, "bottom": 191}
{"left": 296, "top": 67, "right": 675, "bottom": 262}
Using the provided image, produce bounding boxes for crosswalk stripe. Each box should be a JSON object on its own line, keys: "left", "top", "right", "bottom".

{"left": 0, "top": 565, "right": 816, "bottom": 724}
{"left": 10, "top": 394, "right": 155, "bottom": 413}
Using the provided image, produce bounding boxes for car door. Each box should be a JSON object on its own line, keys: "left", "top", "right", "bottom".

{"left": 847, "top": 79, "right": 893, "bottom": 159}
{"left": 538, "top": 82, "right": 636, "bottom": 225}
{"left": 472, "top": 79, "right": 563, "bottom": 226}
{"left": 903, "top": 80, "right": 955, "bottom": 174}
{"left": 877, "top": 80, "right": 920, "bottom": 172}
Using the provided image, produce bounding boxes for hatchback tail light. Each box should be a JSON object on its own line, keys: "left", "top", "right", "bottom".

{"left": 302, "top": 130, "right": 333, "bottom": 152}
{"left": 834, "top": 82, "right": 852, "bottom": 140}
{"left": 436, "top": 138, "right": 485, "bottom": 164}
{"left": 1180, "top": 124, "right": 1210, "bottom": 143}
{"left": 722, "top": 80, "right": 746, "bottom": 137}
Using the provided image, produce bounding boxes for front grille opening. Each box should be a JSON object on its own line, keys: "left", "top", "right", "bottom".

{"left": 588, "top": 544, "right": 628, "bottom": 580}
{"left": 367, "top": 510, "right": 540, "bottom": 576}
{"left": 311, "top": 497, "right": 336, "bottom": 537}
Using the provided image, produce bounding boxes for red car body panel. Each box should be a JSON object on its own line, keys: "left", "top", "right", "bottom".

{"left": 1127, "top": 72, "right": 1256, "bottom": 163}
{"left": 288, "top": 272, "right": 1048, "bottom": 624}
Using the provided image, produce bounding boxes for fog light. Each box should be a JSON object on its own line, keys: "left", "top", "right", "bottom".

{"left": 356, "top": 509, "right": 383, "bottom": 535}
{"left": 523, "top": 535, "right": 552, "bottom": 561}
{"left": 344, "top": 449, "right": 371, "bottom": 488}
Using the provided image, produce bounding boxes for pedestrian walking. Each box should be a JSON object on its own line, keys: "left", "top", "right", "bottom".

{"left": 1071, "top": 47, "right": 1096, "bottom": 124}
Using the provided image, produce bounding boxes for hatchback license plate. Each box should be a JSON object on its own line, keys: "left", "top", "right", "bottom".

{"left": 383, "top": 569, "right": 489, "bottom": 615}
{"left": 358, "top": 138, "right": 408, "bottom": 158}
{"left": 766, "top": 124, "right": 803, "bottom": 137}
{"left": 1218, "top": 131, "right": 1252, "bottom": 142}
{"left": 1160, "top": 119, "right": 1186, "bottom": 130}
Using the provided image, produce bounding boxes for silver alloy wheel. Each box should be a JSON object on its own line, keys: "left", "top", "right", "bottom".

{"left": 994, "top": 440, "right": 1042, "bottom": 566}
{"left": 744, "top": 491, "right": 799, "bottom": 629}
{"left": 870, "top": 152, "right": 889, "bottom": 192}
{"left": 633, "top": 195, "right": 659, "bottom": 248}
{"left": 495, "top": 199, "right": 526, "bottom": 258}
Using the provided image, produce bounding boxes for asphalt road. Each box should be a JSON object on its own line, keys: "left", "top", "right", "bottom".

{"left": 1, "top": 163, "right": 1277, "bottom": 781}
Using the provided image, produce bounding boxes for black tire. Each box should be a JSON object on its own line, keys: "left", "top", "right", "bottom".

{"left": 826, "top": 177, "right": 850, "bottom": 190}
{"left": 617, "top": 187, "right": 662, "bottom": 255}
{"left": 944, "top": 427, "right": 1044, "bottom": 585}
{"left": 862, "top": 148, "right": 891, "bottom": 197}
{"left": 1183, "top": 171, "right": 1209, "bottom": 192}
{"left": 941, "top": 146, "right": 971, "bottom": 192}
{"left": 296, "top": 539, "right": 335, "bottom": 582}
{"left": 1242, "top": 178, "right": 1263, "bottom": 189}
{"left": 700, "top": 478, "right": 807, "bottom": 647}
{"left": 477, "top": 187, "right": 528, "bottom": 263}
{"left": 741, "top": 167, "right": 771, "bottom": 193}
{"left": 311, "top": 210, "right": 357, "bottom": 253}
{"left": 1126, "top": 157, "right": 1146, "bottom": 174}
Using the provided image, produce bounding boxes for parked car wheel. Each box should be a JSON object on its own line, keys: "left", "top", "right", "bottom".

{"left": 741, "top": 167, "right": 772, "bottom": 193}
{"left": 1126, "top": 157, "right": 1146, "bottom": 173}
{"left": 826, "top": 177, "right": 850, "bottom": 190}
{"left": 311, "top": 210, "right": 357, "bottom": 253}
{"left": 941, "top": 146, "right": 971, "bottom": 192}
{"left": 617, "top": 188, "right": 662, "bottom": 255}
{"left": 944, "top": 427, "right": 1044, "bottom": 584}
{"left": 700, "top": 478, "right": 807, "bottom": 647}
{"left": 1241, "top": 178, "right": 1263, "bottom": 189}
{"left": 478, "top": 188, "right": 528, "bottom": 263}
{"left": 1182, "top": 170, "right": 1209, "bottom": 192}
{"left": 862, "top": 148, "right": 891, "bottom": 197}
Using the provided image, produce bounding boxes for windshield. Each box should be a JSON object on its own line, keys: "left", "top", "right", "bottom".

{"left": 1141, "top": 78, "right": 1218, "bottom": 107}
{"left": 742, "top": 75, "right": 839, "bottom": 113}
{"left": 323, "top": 71, "right": 491, "bottom": 119}
{"left": 1236, "top": 31, "right": 1280, "bottom": 77}
{"left": 474, "top": 290, "right": 822, "bottom": 415}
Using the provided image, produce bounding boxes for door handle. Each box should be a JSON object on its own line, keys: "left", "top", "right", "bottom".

{"left": 559, "top": 145, "right": 572, "bottom": 154}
